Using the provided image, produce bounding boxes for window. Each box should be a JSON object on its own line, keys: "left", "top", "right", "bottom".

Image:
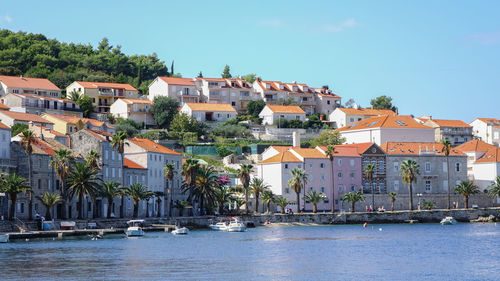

{"left": 350, "top": 118, "right": 354, "bottom": 122}
{"left": 425, "top": 180, "right": 431, "bottom": 193}
{"left": 327, "top": 100, "right": 331, "bottom": 105}
{"left": 118, "top": 168, "right": 122, "bottom": 178}
{"left": 394, "top": 162, "right": 399, "bottom": 172}
{"left": 338, "top": 185, "right": 343, "bottom": 192}
{"left": 320, "top": 163, "right": 325, "bottom": 168}
{"left": 443, "top": 162, "right": 447, "bottom": 173}
{"left": 48, "top": 179, "right": 51, "bottom": 191}
{"left": 337, "top": 159, "right": 342, "bottom": 166}
{"left": 284, "top": 164, "right": 288, "bottom": 169}
{"left": 183, "top": 88, "right": 190, "bottom": 95}
{"left": 351, "top": 185, "right": 355, "bottom": 191}
{"left": 394, "top": 180, "right": 399, "bottom": 191}
{"left": 20, "top": 203, "right": 24, "bottom": 213}
{"left": 338, "top": 172, "right": 343, "bottom": 178}
{"left": 425, "top": 162, "right": 431, "bottom": 172}
{"left": 105, "top": 168, "right": 109, "bottom": 177}
{"left": 443, "top": 180, "right": 448, "bottom": 192}
{"left": 112, "top": 168, "right": 115, "bottom": 177}
{"left": 320, "top": 187, "right": 325, "bottom": 193}
{"left": 111, "top": 151, "right": 115, "bottom": 160}
{"left": 309, "top": 163, "right": 313, "bottom": 168}
{"left": 231, "top": 102, "right": 236, "bottom": 106}
{"left": 295, "top": 116, "right": 300, "bottom": 120}
{"left": 350, "top": 171, "right": 355, "bottom": 179}
{"left": 321, "top": 174, "right": 325, "bottom": 181}
{"left": 309, "top": 187, "right": 314, "bottom": 191}
{"left": 38, "top": 179, "right": 41, "bottom": 189}
{"left": 494, "top": 132, "right": 499, "bottom": 139}
{"left": 350, "top": 159, "right": 355, "bottom": 167}
{"left": 105, "top": 150, "right": 109, "bottom": 160}
{"left": 227, "top": 114, "right": 230, "bottom": 118}
{"left": 285, "top": 188, "right": 290, "bottom": 194}
{"left": 455, "top": 163, "right": 461, "bottom": 172}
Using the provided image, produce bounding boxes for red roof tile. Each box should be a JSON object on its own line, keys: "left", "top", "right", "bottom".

{"left": 380, "top": 142, "right": 465, "bottom": 156}
{"left": 0, "top": 75, "right": 60, "bottom": 91}
{"left": 0, "top": 111, "right": 54, "bottom": 124}
{"left": 335, "top": 115, "right": 430, "bottom": 132}
{"left": 75, "top": 81, "right": 137, "bottom": 91}
{"left": 124, "top": 158, "right": 146, "bottom": 169}
{"left": 128, "top": 138, "right": 181, "bottom": 155}
{"left": 158, "top": 77, "right": 195, "bottom": 86}
{"left": 259, "top": 151, "right": 302, "bottom": 164}
{"left": 455, "top": 139, "right": 497, "bottom": 153}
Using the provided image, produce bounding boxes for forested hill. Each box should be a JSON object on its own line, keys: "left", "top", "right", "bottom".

{"left": 0, "top": 29, "right": 172, "bottom": 94}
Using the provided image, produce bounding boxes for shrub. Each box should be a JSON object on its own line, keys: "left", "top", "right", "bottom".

{"left": 216, "top": 146, "right": 235, "bottom": 157}
{"left": 211, "top": 124, "right": 251, "bottom": 138}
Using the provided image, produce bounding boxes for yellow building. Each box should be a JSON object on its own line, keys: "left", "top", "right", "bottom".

{"left": 41, "top": 113, "right": 114, "bottom": 135}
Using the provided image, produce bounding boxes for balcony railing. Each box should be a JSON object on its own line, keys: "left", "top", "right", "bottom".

{"left": 98, "top": 91, "right": 113, "bottom": 96}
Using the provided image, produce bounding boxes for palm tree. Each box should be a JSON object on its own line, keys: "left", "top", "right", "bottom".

{"left": 85, "top": 150, "right": 101, "bottom": 171}
{"left": 181, "top": 159, "right": 199, "bottom": 216}
{"left": 98, "top": 181, "right": 122, "bottom": 218}
{"left": 388, "top": 192, "right": 397, "bottom": 212}
{"left": 250, "top": 178, "right": 269, "bottom": 213}
{"left": 237, "top": 164, "right": 253, "bottom": 214}
{"left": 194, "top": 165, "right": 219, "bottom": 215}
{"left": 454, "top": 180, "right": 479, "bottom": 209}
{"left": 154, "top": 191, "right": 164, "bottom": 217}
{"left": 111, "top": 131, "right": 128, "bottom": 218}
{"left": 20, "top": 129, "right": 34, "bottom": 220}
{"left": 487, "top": 176, "right": 500, "bottom": 199}
{"left": 342, "top": 191, "right": 365, "bottom": 213}
{"left": 36, "top": 192, "right": 61, "bottom": 220}
{"left": 274, "top": 197, "right": 289, "bottom": 214}
{"left": 231, "top": 197, "right": 246, "bottom": 212}
{"left": 1, "top": 174, "right": 31, "bottom": 220}
{"left": 214, "top": 186, "right": 234, "bottom": 215}
{"left": 174, "top": 200, "right": 188, "bottom": 217}
{"left": 122, "top": 183, "right": 153, "bottom": 218}
{"left": 325, "top": 145, "right": 336, "bottom": 213}
{"left": 49, "top": 148, "right": 73, "bottom": 219}
{"left": 261, "top": 190, "right": 275, "bottom": 214}
{"left": 399, "top": 159, "right": 420, "bottom": 211}
{"left": 441, "top": 140, "right": 452, "bottom": 209}
{"left": 163, "top": 163, "right": 175, "bottom": 217}
{"left": 68, "top": 90, "right": 80, "bottom": 102}
{"left": 303, "top": 190, "right": 327, "bottom": 213}
{"left": 288, "top": 168, "right": 307, "bottom": 213}
{"left": 67, "top": 162, "right": 100, "bottom": 219}
{"left": 364, "top": 163, "right": 376, "bottom": 210}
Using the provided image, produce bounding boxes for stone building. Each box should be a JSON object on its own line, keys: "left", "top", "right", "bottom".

{"left": 422, "top": 118, "right": 473, "bottom": 145}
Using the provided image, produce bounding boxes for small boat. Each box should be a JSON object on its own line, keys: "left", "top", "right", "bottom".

{"left": 227, "top": 218, "right": 247, "bottom": 232}
{"left": 440, "top": 216, "right": 457, "bottom": 225}
{"left": 172, "top": 226, "right": 189, "bottom": 235}
{"left": 0, "top": 234, "right": 9, "bottom": 243}
{"left": 125, "top": 220, "right": 145, "bottom": 237}
{"left": 209, "top": 222, "right": 228, "bottom": 231}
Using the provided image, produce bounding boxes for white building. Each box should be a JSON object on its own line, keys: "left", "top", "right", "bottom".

{"left": 3, "top": 93, "right": 82, "bottom": 117}
{"left": 110, "top": 98, "right": 155, "bottom": 127}
{"left": 148, "top": 77, "right": 200, "bottom": 104}
{"left": 195, "top": 78, "right": 256, "bottom": 112}
{"left": 422, "top": 118, "right": 473, "bottom": 145}
{"left": 180, "top": 102, "right": 237, "bottom": 122}
{"left": 0, "top": 75, "right": 61, "bottom": 97}
{"left": 259, "top": 105, "right": 306, "bottom": 125}
{"left": 456, "top": 139, "right": 500, "bottom": 191}
{"left": 0, "top": 110, "right": 54, "bottom": 129}
{"left": 261, "top": 146, "right": 292, "bottom": 161}
{"left": 329, "top": 107, "right": 397, "bottom": 128}
{"left": 0, "top": 121, "right": 11, "bottom": 173}
{"left": 470, "top": 118, "right": 500, "bottom": 146}
{"left": 125, "top": 138, "right": 183, "bottom": 216}
{"left": 313, "top": 88, "right": 341, "bottom": 116}
{"left": 335, "top": 115, "right": 435, "bottom": 145}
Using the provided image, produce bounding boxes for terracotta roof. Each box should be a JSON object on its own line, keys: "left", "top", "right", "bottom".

{"left": 317, "top": 143, "right": 377, "bottom": 155}
{"left": 124, "top": 158, "right": 146, "bottom": 169}
{"left": 336, "top": 108, "right": 396, "bottom": 116}
{"left": 117, "top": 98, "right": 153, "bottom": 105}
{"left": 184, "top": 103, "right": 236, "bottom": 112}
{"left": 265, "top": 105, "right": 306, "bottom": 114}
{"left": 380, "top": 142, "right": 465, "bottom": 156}
{"left": 475, "top": 118, "right": 500, "bottom": 128}
{"left": 474, "top": 147, "right": 500, "bottom": 163}
{"left": 43, "top": 113, "right": 105, "bottom": 127}
{"left": 31, "top": 124, "right": 66, "bottom": 136}
{"left": 75, "top": 81, "right": 137, "bottom": 91}
{"left": 269, "top": 146, "right": 292, "bottom": 152}
{"left": 0, "top": 103, "right": 10, "bottom": 110}
{"left": 259, "top": 151, "right": 302, "bottom": 164}
{"left": 290, "top": 147, "right": 327, "bottom": 159}
{"left": 0, "top": 121, "right": 9, "bottom": 129}
{"left": 316, "top": 146, "right": 361, "bottom": 157}
{"left": 455, "top": 139, "right": 498, "bottom": 153}
{"left": 426, "top": 119, "right": 471, "bottom": 128}
{"left": 314, "top": 88, "right": 341, "bottom": 98}
{"left": 128, "top": 138, "right": 181, "bottom": 155}
{"left": 82, "top": 129, "right": 110, "bottom": 142}
{"left": 0, "top": 111, "right": 54, "bottom": 124}
{"left": 11, "top": 93, "right": 74, "bottom": 103}
{"left": 0, "top": 75, "right": 60, "bottom": 91}
{"left": 335, "top": 115, "right": 431, "bottom": 132}
{"left": 225, "top": 79, "right": 252, "bottom": 89}
{"left": 158, "top": 77, "right": 195, "bottom": 86}
{"left": 257, "top": 81, "right": 287, "bottom": 92}
{"left": 197, "top": 78, "right": 227, "bottom": 82}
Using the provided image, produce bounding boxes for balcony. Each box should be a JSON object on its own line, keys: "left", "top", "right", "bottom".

{"left": 98, "top": 91, "right": 113, "bottom": 97}
{"left": 98, "top": 102, "right": 110, "bottom": 107}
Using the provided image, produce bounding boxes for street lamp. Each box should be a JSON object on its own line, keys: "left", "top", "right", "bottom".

{"left": 417, "top": 193, "right": 423, "bottom": 211}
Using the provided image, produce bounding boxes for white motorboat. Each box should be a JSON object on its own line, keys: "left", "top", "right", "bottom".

{"left": 0, "top": 234, "right": 9, "bottom": 243}
{"left": 227, "top": 218, "right": 246, "bottom": 232}
{"left": 209, "top": 222, "right": 228, "bottom": 231}
{"left": 440, "top": 216, "right": 457, "bottom": 225}
{"left": 172, "top": 226, "right": 189, "bottom": 235}
{"left": 125, "top": 220, "right": 145, "bottom": 237}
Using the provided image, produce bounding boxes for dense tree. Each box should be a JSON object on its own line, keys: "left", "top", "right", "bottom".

{"left": 170, "top": 113, "right": 207, "bottom": 138}
{"left": 122, "top": 183, "right": 153, "bottom": 218}
{"left": 246, "top": 100, "right": 266, "bottom": 118}
{"left": 388, "top": 192, "right": 397, "bottom": 212}
{"left": 365, "top": 163, "right": 376, "bottom": 209}
{"left": 163, "top": 163, "right": 175, "bottom": 217}
{"left": 221, "top": 64, "right": 232, "bottom": 78}
{"left": 370, "top": 95, "right": 397, "bottom": 112}
{"left": 325, "top": 145, "right": 336, "bottom": 213}
{"left": 242, "top": 73, "right": 257, "bottom": 83}
{"left": 487, "top": 176, "right": 500, "bottom": 199}
{"left": 151, "top": 96, "right": 179, "bottom": 128}
{"left": 311, "top": 131, "right": 345, "bottom": 147}
{"left": 261, "top": 190, "right": 275, "bottom": 214}
{"left": 197, "top": 71, "right": 203, "bottom": 78}
{"left": 77, "top": 95, "right": 94, "bottom": 118}
{"left": 10, "top": 123, "right": 28, "bottom": 137}
{"left": 0, "top": 29, "right": 169, "bottom": 93}
{"left": 115, "top": 118, "right": 141, "bottom": 137}
{"left": 274, "top": 197, "right": 289, "bottom": 214}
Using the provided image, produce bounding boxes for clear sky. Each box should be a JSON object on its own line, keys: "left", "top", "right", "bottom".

{"left": 1, "top": 0, "right": 499, "bottom": 121}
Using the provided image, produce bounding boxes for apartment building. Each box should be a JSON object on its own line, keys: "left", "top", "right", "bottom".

{"left": 456, "top": 139, "right": 500, "bottom": 191}
{"left": 195, "top": 78, "right": 256, "bottom": 112}
{"left": 470, "top": 118, "right": 500, "bottom": 146}
{"left": 329, "top": 107, "right": 397, "bottom": 128}
{"left": 66, "top": 81, "right": 140, "bottom": 114}
{"left": 180, "top": 102, "right": 237, "bottom": 122}
{"left": 422, "top": 118, "right": 473, "bottom": 145}
{"left": 41, "top": 113, "right": 114, "bottom": 135}
{"left": 0, "top": 111, "right": 54, "bottom": 129}
{"left": 259, "top": 105, "right": 306, "bottom": 125}
{"left": 0, "top": 122, "right": 14, "bottom": 174}
{"left": 110, "top": 98, "right": 155, "bottom": 127}
{"left": 148, "top": 77, "right": 200, "bottom": 104}
{"left": 313, "top": 88, "right": 341, "bottom": 116}
{"left": 0, "top": 75, "right": 61, "bottom": 97}
{"left": 3, "top": 93, "right": 82, "bottom": 117}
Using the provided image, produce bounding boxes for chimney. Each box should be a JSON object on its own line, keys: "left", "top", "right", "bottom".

{"left": 292, "top": 131, "right": 300, "bottom": 147}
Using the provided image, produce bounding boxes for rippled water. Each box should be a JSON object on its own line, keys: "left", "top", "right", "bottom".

{"left": 1, "top": 223, "right": 500, "bottom": 280}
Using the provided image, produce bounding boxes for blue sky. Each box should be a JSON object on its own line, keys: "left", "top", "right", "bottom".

{"left": 1, "top": 0, "right": 499, "bottom": 121}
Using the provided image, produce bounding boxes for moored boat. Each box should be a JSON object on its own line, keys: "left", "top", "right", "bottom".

{"left": 440, "top": 216, "right": 457, "bottom": 225}
{"left": 227, "top": 218, "right": 246, "bottom": 232}
{"left": 125, "top": 220, "right": 145, "bottom": 237}
{"left": 172, "top": 226, "right": 189, "bottom": 235}
{"left": 0, "top": 234, "right": 9, "bottom": 243}
{"left": 209, "top": 222, "right": 228, "bottom": 231}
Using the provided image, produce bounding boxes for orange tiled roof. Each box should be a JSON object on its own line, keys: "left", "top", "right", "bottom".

{"left": 335, "top": 115, "right": 430, "bottom": 132}
{"left": 0, "top": 111, "right": 54, "bottom": 124}
{"left": 314, "top": 88, "right": 341, "bottom": 98}
{"left": 259, "top": 151, "right": 302, "bottom": 164}
{"left": 337, "top": 107, "right": 396, "bottom": 116}
{"left": 290, "top": 147, "right": 327, "bottom": 159}
{"left": 316, "top": 145, "right": 361, "bottom": 157}
{"left": 158, "top": 77, "right": 195, "bottom": 86}
{"left": 43, "top": 113, "right": 105, "bottom": 127}
{"left": 0, "top": 121, "right": 9, "bottom": 129}
{"left": 0, "top": 103, "right": 10, "bottom": 110}
{"left": 118, "top": 98, "right": 153, "bottom": 105}
{"left": 317, "top": 143, "right": 378, "bottom": 155}
{"left": 427, "top": 119, "right": 471, "bottom": 128}
{"left": 82, "top": 129, "right": 109, "bottom": 141}
{"left": 455, "top": 139, "right": 497, "bottom": 153}
{"left": 128, "top": 138, "right": 181, "bottom": 155}
{"left": 475, "top": 147, "right": 500, "bottom": 163}
{"left": 0, "top": 75, "right": 60, "bottom": 91}
{"left": 124, "top": 158, "right": 147, "bottom": 169}
{"left": 475, "top": 118, "right": 500, "bottom": 128}
{"left": 380, "top": 142, "right": 465, "bottom": 156}
{"left": 269, "top": 146, "right": 292, "bottom": 153}
{"left": 266, "top": 105, "right": 306, "bottom": 114}
{"left": 185, "top": 103, "right": 236, "bottom": 112}
{"left": 75, "top": 81, "right": 137, "bottom": 91}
